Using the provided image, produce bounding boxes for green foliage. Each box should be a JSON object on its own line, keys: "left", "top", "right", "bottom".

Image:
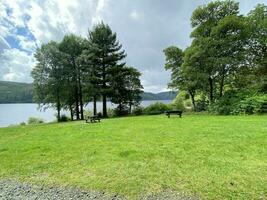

{"left": 59, "top": 115, "right": 71, "bottom": 122}
{"left": 107, "top": 108, "right": 115, "bottom": 117}
{"left": 109, "top": 66, "right": 143, "bottom": 112}
{"left": 84, "top": 110, "right": 93, "bottom": 118}
{"left": 113, "top": 105, "right": 129, "bottom": 117}
{"left": 233, "top": 94, "right": 267, "bottom": 115}
{"left": 171, "top": 91, "right": 186, "bottom": 111}
{"left": 31, "top": 23, "right": 143, "bottom": 120}
{"left": 164, "top": 1, "right": 267, "bottom": 114}
{"left": 19, "top": 122, "right": 26, "bottom": 126}
{"left": 27, "top": 117, "right": 44, "bottom": 125}
{"left": 209, "top": 92, "right": 267, "bottom": 115}
{"left": 132, "top": 106, "right": 144, "bottom": 116}
{"left": 144, "top": 102, "right": 170, "bottom": 115}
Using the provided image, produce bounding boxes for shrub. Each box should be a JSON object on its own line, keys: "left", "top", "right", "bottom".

{"left": 84, "top": 110, "right": 93, "bottom": 118}
{"left": 113, "top": 105, "right": 129, "bottom": 117}
{"left": 232, "top": 94, "right": 267, "bottom": 115}
{"left": 20, "top": 122, "right": 26, "bottom": 126}
{"left": 145, "top": 102, "right": 170, "bottom": 115}
{"left": 59, "top": 114, "right": 70, "bottom": 122}
{"left": 171, "top": 92, "right": 186, "bottom": 111}
{"left": 208, "top": 91, "right": 267, "bottom": 115}
{"left": 195, "top": 98, "right": 208, "bottom": 112}
{"left": 132, "top": 106, "right": 144, "bottom": 116}
{"left": 28, "top": 117, "right": 44, "bottom": 125}
{"left": 97, "top": 112, "right": 103, "bottom": 118}
{"left": 107, "top": 108, "right": 115, "bottom": 117}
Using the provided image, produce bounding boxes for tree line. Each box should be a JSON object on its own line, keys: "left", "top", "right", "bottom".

{"left": 32, "top": 23, "right": 143, "bottom": 121}
{"left": 164, "top": 1, "right": 267, "bottom": 114}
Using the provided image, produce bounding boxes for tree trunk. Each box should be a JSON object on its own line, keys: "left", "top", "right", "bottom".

{"left": 219, "top": 68, "right": 225, "bottom": 98}
{"left": 129, "top": 103, "right": 132, "bottom": 114}
{"left": 102, "top": 63, "right": 107, "bottom": 118}
{"left": 208, "top": 77, "right": 214, "bottom": 104}
{"left": 103, "top": 94, "right": 107, "bottom": 118}
{"left": 93, "top": 96, "right": 97, "bottom": 115}
{"left": 75, "top": 85, "right": 80, "bottom": 120}
{"left": 73, "top": 57, "right": 80, "bottom": 120}
{"left": 189, "top": 90, "right": 196, "bottom": 111}
{"left": 78, "top": 75, "right": 84, "bottom": 120}
{"left": 69, "top": 104, "right": 73, "bottom": 121}
{"left": 56, "top": 94, "right": 61, "bottom": 122}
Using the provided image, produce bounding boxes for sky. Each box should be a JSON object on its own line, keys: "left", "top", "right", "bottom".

{"left": 0, "top": 0, "right": 266, "bottom": 93}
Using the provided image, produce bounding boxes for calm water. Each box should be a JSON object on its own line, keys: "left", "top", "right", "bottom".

{"left": 0, "top": 100, "right": 171, "bottom": 127}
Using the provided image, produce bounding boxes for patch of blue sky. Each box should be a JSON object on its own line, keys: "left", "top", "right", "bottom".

{"left": 4, "top": 36, "right": 20, "bottom": 49}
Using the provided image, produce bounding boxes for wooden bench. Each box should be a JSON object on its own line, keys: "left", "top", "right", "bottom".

{"left": 86, "top": 115, "right": 101, "bottom": 123}
{"left": 165, "top": 110, "right": 183, "bottom": 118}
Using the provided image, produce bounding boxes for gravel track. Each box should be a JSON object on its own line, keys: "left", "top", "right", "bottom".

{"left": 0, "top": 179, "right": 199, "bottom": 200}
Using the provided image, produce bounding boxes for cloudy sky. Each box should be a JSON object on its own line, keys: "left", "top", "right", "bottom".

{"left": 0, "top": 0, "right": 266, "bottom": 92}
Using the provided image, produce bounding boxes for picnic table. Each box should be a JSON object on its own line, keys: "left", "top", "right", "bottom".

{"left": 86, "top": 115, "right": 101, "bottom": 123}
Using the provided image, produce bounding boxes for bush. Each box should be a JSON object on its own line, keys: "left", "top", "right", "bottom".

{"left": 113, "top": 105, "right": 129, "bottom": 117}
{"left": 28, "top": 117, "right": 44, "bottom": 125}
{"left": 97, "top": 112, "right": 103, "bottom": 118}
{"left": 132, "top": 106, "right": 144, "bottom": 116}
{"left": 208, "top": 91, "right": 267, "bottom": 115}
{"left": 84, "top": 110, "right": 93, "bottom": 118}
{"left": 196, "top": 99, "right": 209, "bottom": 112}
{"left": 145, "top": 102, "right": 170, "bottom": 115}
{"left": 20, "top": 122, "right": 26, "bottom": 126}
{"left": 107, "top": 108, "right": 115, "bottom": 117}
{"left": 59, "top": 114, "right": 70, "bottom": 122}
{"left": 171, "top": 92, "right": 186, "bottom": 111}
{"left": 232, "top": 94, "right": 267, "bottom": 115}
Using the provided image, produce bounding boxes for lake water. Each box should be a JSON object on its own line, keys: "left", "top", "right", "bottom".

{"left": 0, "top": 100, "right": 172, "bottom": 127}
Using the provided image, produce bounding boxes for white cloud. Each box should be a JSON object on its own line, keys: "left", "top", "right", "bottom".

{"left": 0, "top": 49, "right": 35, "bottom": 82}
{"left": 16, "top": 35, "right": 37, "bottom": 52}
{"left": 92, "top": 0, "right": 109, "bottom": 24}
{"left": 0, "top": 36, "right": 10, "bottom": 52}
{"left": 129, "top": 10, "right": 142, "bottom": 20}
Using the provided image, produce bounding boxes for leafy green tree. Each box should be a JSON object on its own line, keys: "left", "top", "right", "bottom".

{"left": 110, "top": 66, "right": 143, "bottom": 114}
{"left": 163, "top": 46, "right": 201, "bottom": 110}
{"left": 210, "top": 15, "right": 249, "bottom": 96}
{"left": 88, "top": 22, "right": 126, "bottom": 117}
{"left": 190, "top": 0, "right": 240, "bottom": 102}
{"left": 77, "top": 48, "right": 101, "bottom": 115}
{"left": 32, "top": 42, "right": 65, "bottom": 121}
{"left": 59, "top": 34, "right": 86, "bottom": 120}
{"left": 247, "top": 4, "right": 267, "bottom": 92}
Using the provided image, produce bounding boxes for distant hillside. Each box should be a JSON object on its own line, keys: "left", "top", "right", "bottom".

{"left": 0, "top": 81, "right": 33, "bottom": 103}
{"left": 142, "top": 91, "right": 178, "bottom": 100}
{"left": 0, "top": 81, "right": 177, "bottom": 103}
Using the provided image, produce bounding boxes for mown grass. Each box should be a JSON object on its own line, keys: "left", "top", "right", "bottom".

{"left": 0, "top": 115, "right": 266, "bottom": 199}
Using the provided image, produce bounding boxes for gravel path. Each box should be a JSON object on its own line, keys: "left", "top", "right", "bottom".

{"left": 0, "top": 179, "right": 199, "bottom": 200}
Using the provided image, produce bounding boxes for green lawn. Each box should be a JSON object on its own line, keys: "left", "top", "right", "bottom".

{"left": 0, "top": 115, "right": 266, "bottom": 199}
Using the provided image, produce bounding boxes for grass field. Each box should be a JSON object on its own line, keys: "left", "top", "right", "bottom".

{"left": 0, "top": 115, "right": 266, "bottom": 199}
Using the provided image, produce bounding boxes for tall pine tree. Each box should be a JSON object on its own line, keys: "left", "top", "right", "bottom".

{"left": 88, "top": 22, "right": 126, "bottom": 117}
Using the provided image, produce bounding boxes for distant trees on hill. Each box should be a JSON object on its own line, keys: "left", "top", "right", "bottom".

{"left": 0, "top": 81, "right": 33, "bottom": 103}
{"left": 164, "top": 1, "right": 267, "bottom": 114}
{"left": 31, "top": 22, "right": 143, "bottom": 121}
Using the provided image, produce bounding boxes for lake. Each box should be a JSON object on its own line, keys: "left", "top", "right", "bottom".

{"left": 0, "top": 100, "right": 172, "bottom": 127}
